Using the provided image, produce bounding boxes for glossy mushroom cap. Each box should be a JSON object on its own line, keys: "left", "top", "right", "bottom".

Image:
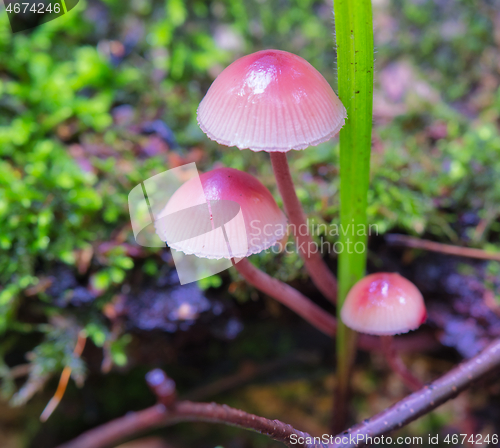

{"left": 340, "top": 273, "right": 427, "bottom": 336}
{"left": 197, "top": 49, "right": 346, "bottom": 152}
{"left": 155, "top": 167, "right": 287, "bottom": 259}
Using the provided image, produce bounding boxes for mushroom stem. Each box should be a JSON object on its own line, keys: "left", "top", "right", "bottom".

{"left": 381, "top": 335, "right": 423, "bottom": 392}
{"left": 233, "top": 258, "right": 336, "bottom": 337}
{"left": 269, "top": 152, "right": 338, "bottom": 304}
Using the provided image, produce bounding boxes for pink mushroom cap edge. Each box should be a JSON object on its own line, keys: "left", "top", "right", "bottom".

{"left": 155, "top": 167, "right": 288, "bottom": 259}
{"left": 340, "top": 272, "right": 428, "bottom": 336}
{"left": 197, "top": 49, "right": 347, "bottom": 152}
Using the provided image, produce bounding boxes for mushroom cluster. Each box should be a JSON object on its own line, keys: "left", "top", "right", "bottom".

{"left": 154, "top": 48, "right": 347, "bottom": 332}
{"left": 155, "top": 49, "right": 428, "bottom": 391}
{"left": 197, "top": 49, "right": 346, "bottom": 303}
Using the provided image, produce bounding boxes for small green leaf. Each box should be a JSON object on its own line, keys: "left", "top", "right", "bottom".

{"left": 85, "top": 323, "right": 107, "bottom": 348}
{"left": 197, "top": 275, "right": 222, "bottom": 290}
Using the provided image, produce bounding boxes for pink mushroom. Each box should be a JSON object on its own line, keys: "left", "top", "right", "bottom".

{"left": 197, "top": 49, "right": 346, "bottom": 304}
{"left": 197, "top": 50, "right": 346, "bottom": 152}
{"left": 341, "top": 272, "right": 427, "bottom": 391}
{"left": 340, "top": 272, "right": 427, "bottom": 335}
{"left": 156, "top": 167, "right": 287, "bottom": 259}
{"left": 156, "top": 167, "right": 336, "bottom": 336}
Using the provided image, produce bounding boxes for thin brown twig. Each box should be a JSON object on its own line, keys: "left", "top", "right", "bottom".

{"left": 386, "top": 234, "right": 500, "bottom": 262}
{"left": 8, "top": 363, "right": 32, "bottom": 379}
{"left": 56, "top": 371, "right": 314, "bottom": 448}
{"left": 329, "top": 337, "right": 500, "bottom": 447}
{"left": 57, "top": 338, "right": 500, "bottom": 448}
{"left": 40, "top": 330, "right": 87, "bottom": 422}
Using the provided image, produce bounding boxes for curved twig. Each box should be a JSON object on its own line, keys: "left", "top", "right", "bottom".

{"left": 56, "top": 399, "right": 312, "bottom": 448}
{"left": 56, "top": 338, "right": 500, "bottom": 448}
{"left": 329, "top": 337, "right": 500, "bottom": 447}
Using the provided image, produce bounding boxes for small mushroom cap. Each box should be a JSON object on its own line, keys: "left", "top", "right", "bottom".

{"left": 197, "top": 49, "right": 346, "bottom": 152}
{"left": 340, "top": 273, "right": 427, "bottom": 336}
{"left": 155, "top": 167, "right": 287, "bottom": 259}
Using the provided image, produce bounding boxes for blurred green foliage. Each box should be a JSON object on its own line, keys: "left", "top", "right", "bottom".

{"left": 0, "top": 0, "right": 500, "bottom": 444}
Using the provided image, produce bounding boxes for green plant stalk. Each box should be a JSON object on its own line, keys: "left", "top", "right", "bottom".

{"left": 333, "top": 0, "right": 373, "bottom": 430}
